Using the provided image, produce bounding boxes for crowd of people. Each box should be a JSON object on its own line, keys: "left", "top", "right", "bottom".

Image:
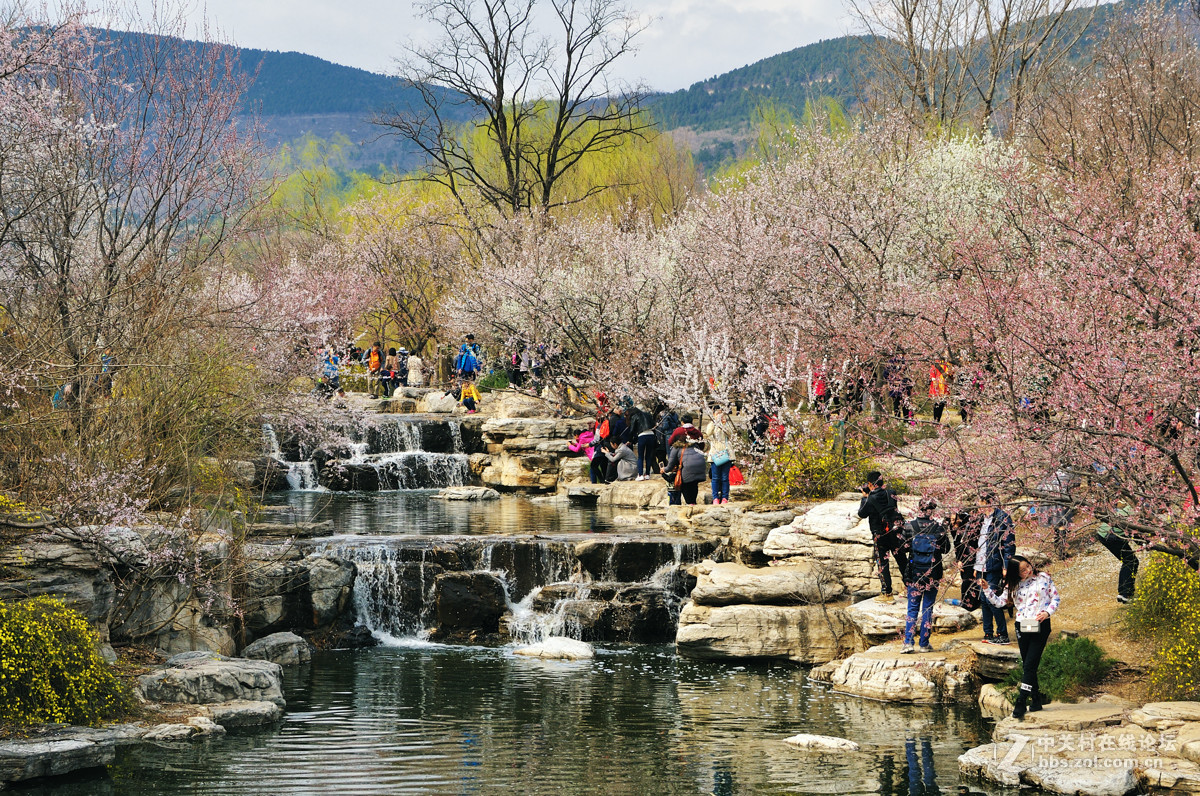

{"left": 568, "top": 402, "right": 743, "bottom": 506}
{"left": 857, "top": 473, "right": 1066, "bottom": 719}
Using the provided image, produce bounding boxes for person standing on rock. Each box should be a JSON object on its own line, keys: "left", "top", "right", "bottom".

{"left": 704, "top": 407, "right": 736, "bottom": 505}
{"left": 973, "top": 489, "right": 1016, "bottom": 645}
{"left": 859, "top": 471, "right": 909, "bottom": 604}
{"left": 627, "top": 405, "right": 658, "bottom": 480}
{"left": 901, "top": 497, "right": 950, "bottom": 654}
{"left": 980, "top": 554, "right": 1060, "bottom": 718}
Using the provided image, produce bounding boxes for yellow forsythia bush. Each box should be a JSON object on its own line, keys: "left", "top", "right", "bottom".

{"left": 753, "top": 433, "right": 877, "bottom": 503}
{"left": 0, "top": 597, "right": 135, "bottom": 725}
{"left": 1122, "top": 553, "right": 1200, "bottom": 700}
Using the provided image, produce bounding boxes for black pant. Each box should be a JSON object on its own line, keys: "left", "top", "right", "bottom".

{"left": 1016, "top": 619, "right": 1051, "bottom": 701}
{"left": 681, "top": 480, "right": 700, "bottom": 505}
{"left": 1098, "top": 533, "right": 1138, "bottom": 599}
{"left": 875, "top": 533, "right": 909, "bottom": 596}
{"left": 932, "top": 401, "right": 945, "bottom": 423}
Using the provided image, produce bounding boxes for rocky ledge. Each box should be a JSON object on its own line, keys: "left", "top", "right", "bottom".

{"left": 960, "top": 699, "right": 1200, "bottom": 794}
{"left": 810, "top": 642, "right": 979, "bottom": 703}
{"left": 0, "top": 650, "right": 291, "bottom": 788}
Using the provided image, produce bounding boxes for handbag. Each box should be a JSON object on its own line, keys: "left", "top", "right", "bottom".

{"left": 673, "top": 466, "right": 683, "bottom": 490}
{"left": 712, "top": 448, "right": 732, "bottom": 466}
{"left": 729, "top": 465, "right": 745, "bottom": 485}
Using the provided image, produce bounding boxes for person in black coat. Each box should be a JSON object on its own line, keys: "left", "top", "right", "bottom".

{"left": 858, "top": 470, "right": 908, "bottom": 603}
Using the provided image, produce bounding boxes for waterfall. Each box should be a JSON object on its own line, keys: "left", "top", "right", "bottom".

{"left": 264, "top": 415, "right": 473, "bottom": 492}
{"left": 328, "top": 536, "right": 716, "bottom": 645}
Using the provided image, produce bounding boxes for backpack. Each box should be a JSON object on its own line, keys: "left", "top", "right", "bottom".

{"left": 883, "top": 490, "right": 905, "bottom": 535}
{"left": 908, "top": 519, "right": 941, "bottom": 570}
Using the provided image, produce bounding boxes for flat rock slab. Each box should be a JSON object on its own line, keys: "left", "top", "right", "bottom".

{"left": 782, "top": 734, "right": 860, "bottom": 752}
{"left": 139, "top": 652, "right": 285, "bottom": 707}
{"left": 0, "top": 725, "right": 144, "bottom": 784}
{"left": 959, "top": 741, "right": 1143, "bottom": 794}
{"left": 512, "top": 637, "right": 595, "bottom": 660}
{"left": 994, "top": 701, "right": 1128, "bottom": 734}
{"left": 676, "top": 602, "right": 862, "bottom": 664}
{"left": 203, "top": 699, "right": 285, "bottom": 728}
{"left": 689, "top": 559, "right": 844, "bottom": 606}
{"left": 846, "top": 598, "right": 976, "bottom": 642}
{"left": 432, "top": 486, "right": 501, "bottom": 501}
{"left": 245, "top": 520, "right": 334, "bottom": 538}
{"left": 826, "top": 644, "right": 977, "bottom": 703}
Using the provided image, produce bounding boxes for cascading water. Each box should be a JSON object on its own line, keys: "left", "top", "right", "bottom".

{"left": 264, "top": 416, "right": 473, "bottom": 492}
{"left": 324, "top": 535, "right": 716, "bottom": 645}
{"left": 263, "top": 423, "right": 326, "bottom": 492}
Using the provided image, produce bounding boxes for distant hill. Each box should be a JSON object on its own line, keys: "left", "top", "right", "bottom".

{"left": 95, "top": 29, "right": 464, "bottom": 172}
{"left": 94, "top": 0, "right": 1163, "bottom": 175}
{"left": 648, "top": 36, "right": 875, "bottom": 133}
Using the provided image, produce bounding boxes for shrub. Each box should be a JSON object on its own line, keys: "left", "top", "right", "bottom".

{"left": 475, "top": 370, "right": 509, "bottom": 393}
{"left": 0, "top": 597, "right": 135, "bottom": 726}
{"left": 1001, "top": 636, "right": 1116, "bottom": 702}
{"left": 1122, "top": 552, "right": 1200, "bottom": 700}
{"left": 751, "top": 426, "right": 878, "bottom": 503}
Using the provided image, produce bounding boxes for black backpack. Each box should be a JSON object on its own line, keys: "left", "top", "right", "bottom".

{"left": 883, "top": 490, "right": 905, "bottom": 536}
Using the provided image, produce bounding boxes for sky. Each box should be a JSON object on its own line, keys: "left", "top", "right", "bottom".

{"left": 142, "top": 0, "right": 854, "bottom": 93}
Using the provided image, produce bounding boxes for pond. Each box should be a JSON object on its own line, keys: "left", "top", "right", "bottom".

{"left": 38, "top": 493, "right": 1003, "bottom": 795}
{"left": 102, "top": 643, "right": 996, "bottom": 795}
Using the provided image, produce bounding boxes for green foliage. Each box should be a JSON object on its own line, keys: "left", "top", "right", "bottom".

{"left": 751, "top": 426, "right": 878, "bottom": 503}
{"left": 1001, "top": 636, "right": 1116, "bottom": 702}
{"left": 0, "top": 597, "right": 135, "bottom": 726}
{"left": 476, "top": 371, "right": 509, "bottom": 393}
{"left": 1122, "top": 553, "right": 1200, "bottom": 700}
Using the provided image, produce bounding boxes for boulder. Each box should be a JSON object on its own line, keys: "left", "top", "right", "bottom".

{"left": 761, "top": 504, "right": 881, "bottom": 593}
{"left": 434, "top": 571, "right": 507, "bottom": 635}
{"left": 204, "top": 699, "right": 285, "bottom": 728}
{"left": 689, "top": 560, "right": 844, "bottom": 606}
{"left": 846, "top": 598, "right": 976, "bottom": 644}
{"left": 422, "top": 392, "right": 459, "bottom": 413}
{"left": 826, "top": 644, "right": 977, "bottom": 703}
{"left": 728, "top": 509, "right": 800, "bottom": 561}
{"left": 432, "top": 486, "right": 501, "bottom": 501}
{"left": 675, "top": 602, "right": 862, "bottom": 664}
{"left": 513, "top": 637, "right": 595, "bottom": 660}
{"left": 143, "top": 717, "right": 226, "bottom": 742}
{"left": 978, "top": 683, "right": 1015, "bottom": 719}
{"left": 305, "top": 555, "right": 355, "bottom": 627}
{"left": 782, "top": 734, "right": 861, "bottom": 752}
{"left": 138, "top": 651, "right": 285, "bottom": 707}
{"left": 958, "top": 639, "right": 1023, "bottom": 680}
{"left": 241, "top": 631, "right": 312, "bottom": 666}
{"left": 0, "top": 533, "right": 115, "bottom": 635}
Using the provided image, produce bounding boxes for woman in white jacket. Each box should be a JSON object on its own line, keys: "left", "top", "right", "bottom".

{"left": 980, "top": 554, "right": 1060, "bottom": 718}
{"left": 703, "top": 408, "right": 736, "bottom": 505}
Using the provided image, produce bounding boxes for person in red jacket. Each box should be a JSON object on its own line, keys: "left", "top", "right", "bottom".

{"left": 667, "top": 414, "right": 703, "bottom": 446}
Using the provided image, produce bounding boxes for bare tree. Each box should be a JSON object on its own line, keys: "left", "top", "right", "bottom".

{"left": 850, "top": 0, "right": 1095, "bottom": 132}
{"left": 375, "top": 0, "right": 652, "bottom": 218}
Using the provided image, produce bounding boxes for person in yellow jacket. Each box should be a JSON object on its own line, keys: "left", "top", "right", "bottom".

{"left": 460, "top": 381, "right": 481, "bottom": 413}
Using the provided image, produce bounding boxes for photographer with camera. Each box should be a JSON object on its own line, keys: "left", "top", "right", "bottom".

{"left": 858, "top": 471, "right": 908, "bottom": 604}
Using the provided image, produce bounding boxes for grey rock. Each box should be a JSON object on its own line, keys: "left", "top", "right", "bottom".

{"left": 676, "top": 602, "right": 862, "bottom": 664}
{"left": 241, "top": 631, "right": 311, "bottom": 666}
{"left": 138, "top": 654, "right": 284, "bottom": 707}
{"left": 434, "top": 571, "right": 507, "bottom": 636}
{"left": 305, "top": 555, "right": 355, "bottom": 626}
{"left": 689, "top": 560, "right": 844, "bottom": 606}
{"left": 203, "top": 699, "right": 284, "bottom": 728}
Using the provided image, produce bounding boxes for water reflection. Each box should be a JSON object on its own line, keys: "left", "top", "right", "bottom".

{"left": 262, "top": 491, "right": 617, "bottom": 537}
{"left": 95, "top": 646, "right": 1004, "bottom": 796}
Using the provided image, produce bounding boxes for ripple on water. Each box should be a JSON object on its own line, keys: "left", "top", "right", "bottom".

{"left": 105, "top": 645, "right": 997, "bottom": 796}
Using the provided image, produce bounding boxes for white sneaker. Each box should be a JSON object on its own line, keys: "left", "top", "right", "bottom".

{"left": 919, "top": 645, "right": 935, "bottom": 654}
{"left": 901, "top": 644, "right": 915, "bottom": 654}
